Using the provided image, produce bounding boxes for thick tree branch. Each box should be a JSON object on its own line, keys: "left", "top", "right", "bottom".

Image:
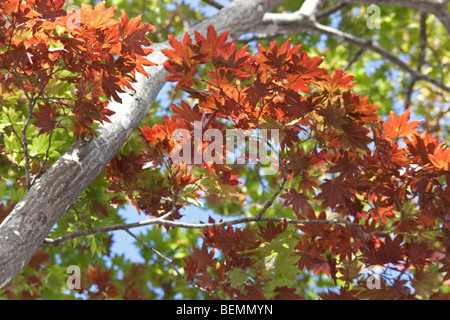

{"left": 297, "top": 0, "right": 324, "bottom": 18}
{"left": 0, "top": 0, "right": 285, "bottom": 288}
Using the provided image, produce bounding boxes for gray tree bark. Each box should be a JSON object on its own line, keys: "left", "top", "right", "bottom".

{"left": 0, "top": 0, "right": 285, "bottom": 288}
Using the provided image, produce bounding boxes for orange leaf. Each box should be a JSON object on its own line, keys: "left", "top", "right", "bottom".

{"left": 429, "top": 146, "right": 450, "bottom": 171}
{"left": 80, "top": 2, "right": 117, "bottom": 30}
{"left": 382, "top": 109, "right": 421, "bottom": 139}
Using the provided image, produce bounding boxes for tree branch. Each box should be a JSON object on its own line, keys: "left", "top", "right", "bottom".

{"left": 44, "top": 164, "right": 287, "bottom": 246}
{"left": 330, "top": 0, "right": 450, "bottom": 33}
{"left": 253, "top": 14, "right": 450, "bottom": 93}
{"left": 297, "top": 0, "right": 324, "bottom": 18}
{"left": 43, "top": 215, "right": 365, "bottom": 247}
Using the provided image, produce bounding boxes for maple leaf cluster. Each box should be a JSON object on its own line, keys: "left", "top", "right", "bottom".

{"left": 105, "top": 25, "right": 450, "bottom": 299}
{"left": 0, "top": 0, "right": 154, "bottom": 138}
{"left": 76, "top": 264, "right": 143, "bottom": 300}
{"left": 0, "top": 249, "right": 52, "bottom": 300}
{"left": 1, "top": 247, "right": 147, "bottom": 300}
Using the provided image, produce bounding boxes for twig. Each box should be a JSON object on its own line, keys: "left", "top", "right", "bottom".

{"left": 344, "top": 47, "right": 366, "bottom": 71}
{"left": 202, "top": 0, "right": 224, "bottom": 10}
{"left": 256, "top": 165, "right": 287, "bottom": 218}
{"left": 405, "top": 11, "right": 428, "bottom": 109}
{"left": 316, "top": 3, "right": 349, "bottom": 21}
{"left": 21, "top": 94, "right": 35, "bottom": 190}
{"left": 125, "top": 229, "right": 221, "bottom": 299}
{"left": 30, "top": 127, "right": 54, "bottom": 186}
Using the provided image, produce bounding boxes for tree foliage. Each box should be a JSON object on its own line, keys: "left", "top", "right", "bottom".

{"left": 1, "top": 0, "right": 450, "bottom": 300}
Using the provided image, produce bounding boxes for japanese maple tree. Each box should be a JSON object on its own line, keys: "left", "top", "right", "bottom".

{"left": 1, "top": 0, "right": 450, "bottom": 300}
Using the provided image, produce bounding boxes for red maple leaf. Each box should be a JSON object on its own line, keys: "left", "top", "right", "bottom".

{"left": 33, "top": 0, "right": 66, "bottom": 20}
{"left": 171, "top": 101, "right": 202, "bottom": 123}
{"left": 258, "top": 40, "right": 296, "bottom": 71}
{"left": 86, "top": 265, "right": 120, "bottom": 299}
{"left": 162, "top": 33, "right": 197, "bottom": 89}
{"left": 193, "top": 24, "right": 230, "bottom": 62}
{"left": 366, "top": 236, "right": 404, "bottom": 265}
{"left": 191, "top": 244, "right": 217, "bottom": 271}
{"left": 404, "top": 131, "right": 439, "bottom": 163}
{"left": 212, "top": 45, "right": 250, "bottom": 71}
{"left": 119, "top": 11, "right": 153, "bottom": 56}
{"left": 258, "top": 220, "right": 287, "bottom": 242}
{"left": 183, "top": 255, "right": 198, "bottom": 281}
{"left": 33, "top": 102, "right": 59, "bottom": 134}
{"left": 281, "top": 188, "right": 313, "bottom": 217}
{"left": 339, "top": 121, "right": 372, "bottom": 154}
{"left": 316, "top": 179, "right": 354, "bottom": 209}
{"left": 274, "top": 286, "right": 304, "bottom": 300}
{"left": 101, "top": 75, "right": 125, "bottom": 103}
{"left": 200, "top": 220, "right": 260, "bottom": 256}
{"left": 315, "top": 69, "right": 355, "bottom": 96}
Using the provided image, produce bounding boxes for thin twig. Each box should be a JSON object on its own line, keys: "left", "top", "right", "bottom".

{"left": 316, "top": 3, "right": 349, "bottom": 21}
{"left": 125, "top": 229, "right": 221, "bottom": 299}
{"left": 344, "top": 47, "right": 366, "bottom": 71}
{"left": 405, "top": 11, "right": 428, "bottom": 109}
{"left": 30, "top": 128, "right": 54, "bottom": 185}
{"left": 257, "top": 165, "right": 287, "bottom": 218}
{"left": 202, "top": 0, "right": 224, "bottom": 10}
{"left": 21, "top": 95, "right": 35, "bottom": 190}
